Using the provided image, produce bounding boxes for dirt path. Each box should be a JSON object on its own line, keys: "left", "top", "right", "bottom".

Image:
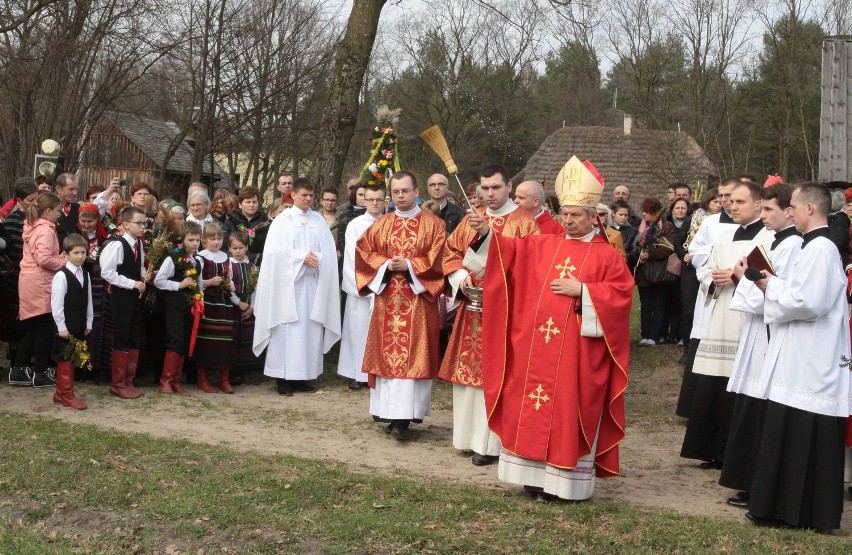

{"left": 1, "top": 365, "right": 849, "bottom": 531}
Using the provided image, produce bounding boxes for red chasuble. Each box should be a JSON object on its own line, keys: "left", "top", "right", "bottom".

{"left": 482, "top": 233, "right": 633, "bottom": 477}
{"left": 439, "top": 209, "right": 538, "bottom": 386}
{"left": 355, "top": 211, "right": 446, "bottom": 380}
{"left": 536, "top": 211, "right": 565, "bottom": 236}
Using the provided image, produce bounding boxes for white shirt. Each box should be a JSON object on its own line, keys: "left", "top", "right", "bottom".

{"left": 154, "top": 255, "right": 203, "bottom": 292}
{"left": 51, "top": 262, "right": 94, "bottom": 333}
{"left": 100, "top": 233, "right": 144, "bottom": 290}
{"left": 197, "top": 249, "right": 241, "bottom": 305}
{"left": 186, "top": 213, "right": 214, "bottom": 229}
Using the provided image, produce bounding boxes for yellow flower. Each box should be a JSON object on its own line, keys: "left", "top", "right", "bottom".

{"left": 378, "top": 159, "right": 388, "bottom": 168}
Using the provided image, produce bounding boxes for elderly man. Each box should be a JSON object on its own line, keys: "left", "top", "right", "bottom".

{"left": 514, "top": 180, "right": 563, "bottom": 235}
{"left": 611, "top": 185, "right": 640, "bottom": 228}
{"left": 427, "top": 173, "right": 465, "bottom": 235}
{"left": 55, "top": 173, "right": 116, "bottom": 243}
{"left": 276, "top": 173, "right": 294, "bottom": 203}
{"left": 479, "top": 156, "right": 634, "bottom": 501}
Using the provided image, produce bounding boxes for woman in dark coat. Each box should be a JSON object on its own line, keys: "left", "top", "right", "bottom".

{"left": 222, "top": 186, "right": 270, "bottom": 263}
{"left": 632, "top": 197, "right": 676, "bottom": 346}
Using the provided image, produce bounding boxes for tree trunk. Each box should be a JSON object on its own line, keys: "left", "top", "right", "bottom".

{"left": 311, "top": 0, "right": 387, "bottom": 190}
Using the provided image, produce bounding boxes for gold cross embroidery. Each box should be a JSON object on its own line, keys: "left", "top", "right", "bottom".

{"left": 469, "top": 317, "right": 481, "bottom": 336}
{"left": 538, "top": 317, "right": 560, "bottom": 344}
{"left": 555, "top": 257, "right": 576, "bottom": 279}
{"left": 528, "top": 384, "right": 551, "bottom": 411}
{"left": 389, "top": 315, "right": 407, "bottom": 333}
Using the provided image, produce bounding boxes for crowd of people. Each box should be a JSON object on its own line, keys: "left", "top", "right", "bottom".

{"left": 0, "top": 162, "right": 850, "bottom": 531}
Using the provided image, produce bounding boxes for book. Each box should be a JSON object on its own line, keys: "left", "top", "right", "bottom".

{"left": 745, "top": 245, "right": 774, "bottom": 276}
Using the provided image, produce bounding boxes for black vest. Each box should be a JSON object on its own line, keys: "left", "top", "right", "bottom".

{"left": 61, "top": 267, "right": 88, "bottom": 337}
{"left": 108, "top": 236, "right": 143, "bottom": 281}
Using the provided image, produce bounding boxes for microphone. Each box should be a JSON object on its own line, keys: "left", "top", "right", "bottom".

{"left": 744, "top": 267, "right": 765, "bottom": 281}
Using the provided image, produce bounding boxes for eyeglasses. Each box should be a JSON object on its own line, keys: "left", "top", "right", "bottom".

{"left": 321, "top": 198, "right": 337, "bottom": 202}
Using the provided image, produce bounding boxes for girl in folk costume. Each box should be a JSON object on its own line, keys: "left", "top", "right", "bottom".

{"left": 77, "top": 202, "right": 109, "bottom": 382}
{"left": 9, "top": 193, "right": 65, "bottom": 388}
{"left": 227, "top": 232, "right": 260, "bottom": 380}
{"left": 194, "top": 222, "right": 240, "bottom": 393}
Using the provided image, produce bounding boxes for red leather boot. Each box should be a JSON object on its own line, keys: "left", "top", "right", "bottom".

{"left": 196, "top": 366, "right": 217, "bottom": 393}
{"left": 171, "top": 354, "right": 189, "bottom": 396}
{"left": 53, "top": 361, "right": 87, "bottom": 410}
{"left": 159, "top": 351, "right": 179, "bottom": 394}
{"left": 219, "top": 368, "right": 235, "bottom": 394}
{"left": 125, "top": 348, "right": 144, "bottom": 398}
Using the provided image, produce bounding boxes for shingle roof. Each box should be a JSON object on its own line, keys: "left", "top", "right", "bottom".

{"left": 514, "top": 126, "right": 718, "bottom": 206}
{"left": 104, "top": 111, "right": 225, "bottom": 176}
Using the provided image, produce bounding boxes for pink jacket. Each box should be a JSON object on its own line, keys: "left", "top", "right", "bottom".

{"left": 19, "top": 218, "right": 64, "bottom": 320}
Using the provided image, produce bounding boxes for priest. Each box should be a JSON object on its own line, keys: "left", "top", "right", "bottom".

{"left": 356, "top": 172, "right": 446, "bottom": 439}
{"left": 514, "top": 180, "right": 563, "bottom": 235}
{"left": 253, "top": 179, "right": 340, "bottom": 396}
{"left": 747, "top": 182, "right": 850, "bottom": 530}
{"left": 439, "top": 164, "right": 538, "bottom": 466}
{"left": 338, "top": 185, "right": 385, "bottom": 390}
{"left": 481, "top": 156, "right": 634, "bottom": 501}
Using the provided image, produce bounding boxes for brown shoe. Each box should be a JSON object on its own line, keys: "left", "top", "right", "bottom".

{"left": 196, "top": 366, "right": 217, "bottom": 393}
{"left": 219, "top": 368, "right": 235, "bottom": 394}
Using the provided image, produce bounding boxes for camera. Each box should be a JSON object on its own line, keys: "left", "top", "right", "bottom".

{"left": 119, "top": 179, "right": 127, "bottom": 187}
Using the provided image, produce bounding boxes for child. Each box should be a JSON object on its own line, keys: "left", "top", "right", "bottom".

{"left": 10, "top": 192, "right": 64, "bottom": 388}
{"left": 51, "top": 234, "right": 93, "bottom": 409}
{"left": 154, "top": 221, "right": 203, "bottom": 394}
{"left": 228, "top": 232, "right": 260, "bottom": 380}
{"left": 194, "top": 222, "right": 239, "bottom": 393}
{"left": 99, "top": 205, "right": 148, "bottom": 399}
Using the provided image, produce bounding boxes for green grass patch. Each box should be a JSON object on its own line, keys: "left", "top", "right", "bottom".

{"left": 0, "top": 412, "right": 847, "bottom": 554}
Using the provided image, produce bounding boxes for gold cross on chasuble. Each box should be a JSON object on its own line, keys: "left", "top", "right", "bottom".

{"left": 556, "top": 257, "right": 576, "bottom": 278}
{"left": 389, "top": 314, "right": 407, "bottom": 333}
{"left": 528, "top": 384, "right": 551, "bottom": 411}
{"left": 538, "top": 317, "right": 560, "bottom": 344}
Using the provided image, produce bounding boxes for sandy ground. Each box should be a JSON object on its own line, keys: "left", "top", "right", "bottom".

{"left": 0, "top": 361, "right": 849, "bottom": 532}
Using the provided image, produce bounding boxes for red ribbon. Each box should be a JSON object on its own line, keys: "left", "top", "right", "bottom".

{"left": 188, "top": 299, "right": 205, "bottom": 356}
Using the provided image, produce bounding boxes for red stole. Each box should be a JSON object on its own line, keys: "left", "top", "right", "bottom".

{"left": 482, "top": 233, "right": 633, "bottom": 477}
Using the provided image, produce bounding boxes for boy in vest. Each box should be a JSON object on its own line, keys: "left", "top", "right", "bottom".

{"left": 153, "top": 221, "right": 203, "bottom": 394}
{"left": 51, "top": 233, "right": 93, "bottom": 409}
{"left": 99, "top": 206, "right": 148, "bottom": 398}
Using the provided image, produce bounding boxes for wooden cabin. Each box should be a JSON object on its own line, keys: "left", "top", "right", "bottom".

{"left": 77, "top": 111, "right": 226, "bottom": 199}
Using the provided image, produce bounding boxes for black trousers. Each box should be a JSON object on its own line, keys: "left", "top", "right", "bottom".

{"left": 110, "top": 288, "right": 143, "bottom": 351}
{"left": 163, "top": 294, "right": 191, "bottom": 355}
{"left": 14, "top": 313, "right": 55, "bottom": 372}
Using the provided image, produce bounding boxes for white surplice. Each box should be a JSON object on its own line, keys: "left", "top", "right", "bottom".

{"left": 253, "top": 207, "right": 340, "bottom": 380}
{"left": 727, "top": 229, "right": 802, "bottom": 397}
{"left": 338, "top": 212, "right": 378, "bottom": 382}
{"left": 761, "top": 233, "right": 851, "bottom": 417}
{"left": 693, "top": 226, "right": 774, "bottom": 377}
{"left": 687, "top": 212, "right": 738, "bottom": 339}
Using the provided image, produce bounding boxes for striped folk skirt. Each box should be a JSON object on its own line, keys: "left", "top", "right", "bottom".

{"left": 193, "top": 290, "right": 234, "bottom": 366}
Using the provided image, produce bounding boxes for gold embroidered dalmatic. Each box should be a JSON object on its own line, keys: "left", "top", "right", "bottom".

{"left": 438, "top": 209, "right": 538, "bottom": 386}
{"left": 355, "top": 211, "right": 446, "bottom": 379}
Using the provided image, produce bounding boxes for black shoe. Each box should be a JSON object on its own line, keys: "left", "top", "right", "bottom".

{"left": 390, "top": 420, "right": 409, "bottom": 440}
{"left": 698, "top": 460, "right": 723, "bottom": 470}
{"left": 276, "top": 379, "right": 293, "bottom": 396}
{"left": 471, "top": 453, "right": 498, "bottom": 466}
{"left": 291, "top": 380, "right": 316, "bottom": 393}
{"left": 727, "top": 496, "right": 749, "bottom": 508}
{"left": 735, "top": 490, "right": 749, "bottom": 499}
{"left": 677, "top": 353, "right": 687, "bottom": 365}
{"left": 8, "top": 366, "right": 33, "bottom": 386}
{"left": 348, "top": 379, "right": 362, "bottom": 391}
{"left": 745, "top": 512, "right": 788, "bottom": 528}
{"left": 384, "top": 423, "right": 393, "bottom": 434}
{"left": 32, "top": 369, "right": 56, "bottom": 389}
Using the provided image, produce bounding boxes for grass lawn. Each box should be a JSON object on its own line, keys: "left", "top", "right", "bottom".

{"left": 0, "top": 410, "right": 849, "bottom": 554}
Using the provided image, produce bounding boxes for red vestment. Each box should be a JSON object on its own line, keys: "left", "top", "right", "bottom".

{"left": 482, "top": 233, "right": 633, "bottom": 477}
{"left": 356, "top": 211, "right": 446, "bottom": 380}
{"left": 439, "top": 209, "right": 538, "bottom": 386}
{"left": 536, "top": 211, "right": 564, "bottom": 235}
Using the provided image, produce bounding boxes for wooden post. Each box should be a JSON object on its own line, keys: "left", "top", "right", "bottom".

{"left": 819, "top": 36, "right": 852, "bottom": 185}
